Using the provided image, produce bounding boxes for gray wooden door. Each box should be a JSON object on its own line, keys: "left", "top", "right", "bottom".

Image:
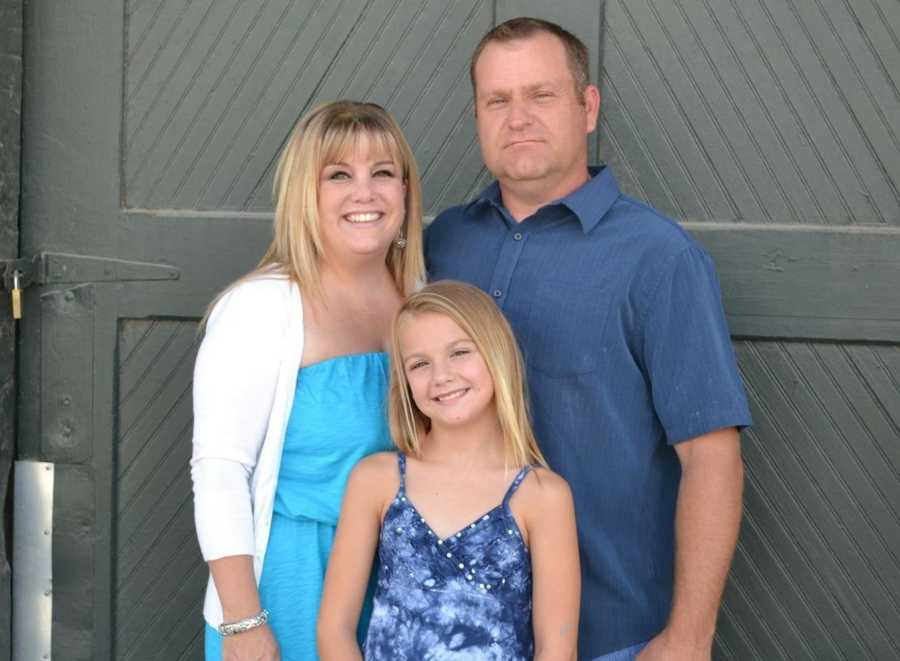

{"left": 16, "top": 0, "right": 899, "bottom": 660}
{"left": 17, "top": 1, "right": 499, "bottom": 659}
{"left": 596, "top": 1, "right": 900, "bottom": 659}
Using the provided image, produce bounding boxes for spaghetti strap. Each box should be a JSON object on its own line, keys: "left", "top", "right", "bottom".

{"left": 396, "top": 452, "right": 407, "bottom": 495}
{"left": 502, "top": 465, "right": 532, "bottom": 507}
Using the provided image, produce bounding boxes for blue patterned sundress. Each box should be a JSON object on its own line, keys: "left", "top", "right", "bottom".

{"left": 364, "top": 453, "right": 534, "bottom": 660}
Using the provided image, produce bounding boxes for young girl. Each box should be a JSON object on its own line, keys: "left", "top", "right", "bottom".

{"left": 317, "top": 280, "right": 581, "bottom": 660}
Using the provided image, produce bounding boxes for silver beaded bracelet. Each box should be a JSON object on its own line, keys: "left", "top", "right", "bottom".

{"left": 217, "top": 608, "right": 270, "bottom": 636}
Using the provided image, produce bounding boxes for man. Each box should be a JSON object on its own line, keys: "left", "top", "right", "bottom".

{"left": 425, "top": 17, "right": 752, "bottom": 661}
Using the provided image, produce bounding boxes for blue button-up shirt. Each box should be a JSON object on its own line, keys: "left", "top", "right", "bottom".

{"left": 425, "top": 166, "right": 752, "bottom": 657}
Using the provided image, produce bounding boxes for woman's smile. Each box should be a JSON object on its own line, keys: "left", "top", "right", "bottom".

{"left": 318, "top": 133, "right": 406, "bottom": 261}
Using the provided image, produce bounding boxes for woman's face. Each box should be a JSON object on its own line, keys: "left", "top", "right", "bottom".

{"left": 398, "top": 311, "right": 496, "bottom": 432}
{"left": 317, "top": 133, "right": 406, "bottom": 266}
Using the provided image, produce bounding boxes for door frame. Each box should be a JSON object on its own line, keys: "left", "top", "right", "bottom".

{"left": 0, "top": 0, "right": 25, "bottom": 658}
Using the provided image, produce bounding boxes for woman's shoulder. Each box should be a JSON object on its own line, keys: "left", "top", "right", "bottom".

{"left": 221, "top": 271, "right": 296, "bottom": 305}
{"left": 207, "top": 271, "right": 299, "bottom": 327}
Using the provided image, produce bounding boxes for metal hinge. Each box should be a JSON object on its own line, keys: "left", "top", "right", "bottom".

{"left": 1, "top": 252, "right": 180, "bottom": 319}
{"left": 1, "top": 252, "right": 180, "bottom": 289}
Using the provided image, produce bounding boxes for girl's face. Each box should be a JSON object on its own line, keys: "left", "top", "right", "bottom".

{"left": 317, "top": 132, "right": 406, "bottom": 265}
{"left": 398, "top": 311, "right": 496, "bottom": 431}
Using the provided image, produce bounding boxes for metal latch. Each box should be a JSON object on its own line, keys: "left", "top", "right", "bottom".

{"left": 1, "top": 252, "right": 180, "bottom": 319}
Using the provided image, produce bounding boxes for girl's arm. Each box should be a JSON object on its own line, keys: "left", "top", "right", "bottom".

{"left": 317, "top": 454, "right": 393, "bottom": 660}
{"left": 526, "top": 470, "right": 581, "bottom": 661}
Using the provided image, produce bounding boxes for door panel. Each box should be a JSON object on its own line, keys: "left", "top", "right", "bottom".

{"left": 115, "top": 320, "right": 202, "bottom": 660}
{"left": 123, "top": 0, "right": 494, "bottom": 215}
{"left": 600, "top": 0, "right": 900, "bottom": 226}
{"left": 731, "top": 341, "right": 900, "bottom": 659}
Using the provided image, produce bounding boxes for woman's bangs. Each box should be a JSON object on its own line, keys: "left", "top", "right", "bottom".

{"left": 320, "top": 121, "right": 403, "bottom": 171}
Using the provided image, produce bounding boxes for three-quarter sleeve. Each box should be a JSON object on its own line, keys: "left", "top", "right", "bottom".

{"left": 190, "top": 280, "right": 289, "bottom": 560}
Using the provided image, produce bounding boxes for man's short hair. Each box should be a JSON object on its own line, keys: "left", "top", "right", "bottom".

{"left": 469, "top": 17, "right": 591, "bottom": 101}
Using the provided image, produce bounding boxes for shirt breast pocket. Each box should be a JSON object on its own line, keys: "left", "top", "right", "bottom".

{"left": 517, "top": 278, "right": 615, "bottom": 376}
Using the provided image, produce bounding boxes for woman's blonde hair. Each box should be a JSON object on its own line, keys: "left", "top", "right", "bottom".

{"left": 212, "top": 100, "right": 424, "bottom": 308}
{"left": 388, "top": 281, "right": 547, "bottom": 469}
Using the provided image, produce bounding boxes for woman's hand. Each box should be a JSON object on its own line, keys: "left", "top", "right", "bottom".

{"left": 222, "top": 623, "right": 280, "bottom": 661}
{"left": 208, "top": 556, "right": 277, "bottom": 660}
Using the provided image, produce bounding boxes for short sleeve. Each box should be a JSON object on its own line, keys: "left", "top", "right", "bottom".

{"left": 641, "top": 246, "right": 752, "bottom": 444}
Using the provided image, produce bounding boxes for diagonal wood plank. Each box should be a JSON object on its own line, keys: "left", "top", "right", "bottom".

{"left": 719, "top": 340, "right": 900, "bottom": 659}
{"left": 115, "top": 319, "right": 204, "bottom": 659}
{"left": 599, "top": 0, "right": 900, "bottom": 225}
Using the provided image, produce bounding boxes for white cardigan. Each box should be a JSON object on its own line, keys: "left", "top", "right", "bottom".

{"left": 190, "top": 274, "right": 304, "bottom": 627}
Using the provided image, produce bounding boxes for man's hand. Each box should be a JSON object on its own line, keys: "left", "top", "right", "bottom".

{"left": 640, "top": 427, "right": 743, "bottom": 661}
{"left": 636, "top": 626, "right": 711, "bottom": 661}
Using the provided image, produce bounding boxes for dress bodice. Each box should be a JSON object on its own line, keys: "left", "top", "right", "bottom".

{"left": 364, "top": 453, "right": 534, "bottom": 660}
{"left": 275, "top": 351, "right": 391, "bottom": 524}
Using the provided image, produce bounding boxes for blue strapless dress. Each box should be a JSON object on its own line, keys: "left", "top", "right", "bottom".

{"left": 205, "top": 352, "right": 391, "bottom": 660}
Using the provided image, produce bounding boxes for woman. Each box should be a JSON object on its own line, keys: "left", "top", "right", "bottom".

{"left": 191, "top": 100, "right": 424, "bottom": 660}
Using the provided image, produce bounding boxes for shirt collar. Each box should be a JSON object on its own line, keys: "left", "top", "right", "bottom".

{"left": 467, "top": 165, "right": 620, "bottom": 233}
{"left": 468, "top": 179, "right": 503, "bottom": 209}
{"left": 560, "top": 166, "right": 620, "bottom": 233}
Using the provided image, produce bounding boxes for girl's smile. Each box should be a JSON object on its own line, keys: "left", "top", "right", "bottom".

{"left": 432, "top": 386, "right": 470, "bottom": 403}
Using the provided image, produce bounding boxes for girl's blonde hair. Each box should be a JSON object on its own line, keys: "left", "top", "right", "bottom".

{"left": 388, "top": 280, "right": 547, "bottom": 469}
{"left": 211, "top": 100, "right": 424, "bottom": 309}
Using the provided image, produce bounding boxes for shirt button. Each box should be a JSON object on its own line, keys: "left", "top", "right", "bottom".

{"left": 513, "top": 232, "right": 523, "bottom": 241}
{"left": 492, "top": 290, "right": 502, "bottom": 298}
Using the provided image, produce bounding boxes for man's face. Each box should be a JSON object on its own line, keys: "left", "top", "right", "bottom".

{"left": 473, "top": 32, "right": 599, "bottom": 195}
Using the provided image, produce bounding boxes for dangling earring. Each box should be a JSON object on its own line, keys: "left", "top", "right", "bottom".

{"left": 394, "top": 233, "right": 407, "bottom": 249}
